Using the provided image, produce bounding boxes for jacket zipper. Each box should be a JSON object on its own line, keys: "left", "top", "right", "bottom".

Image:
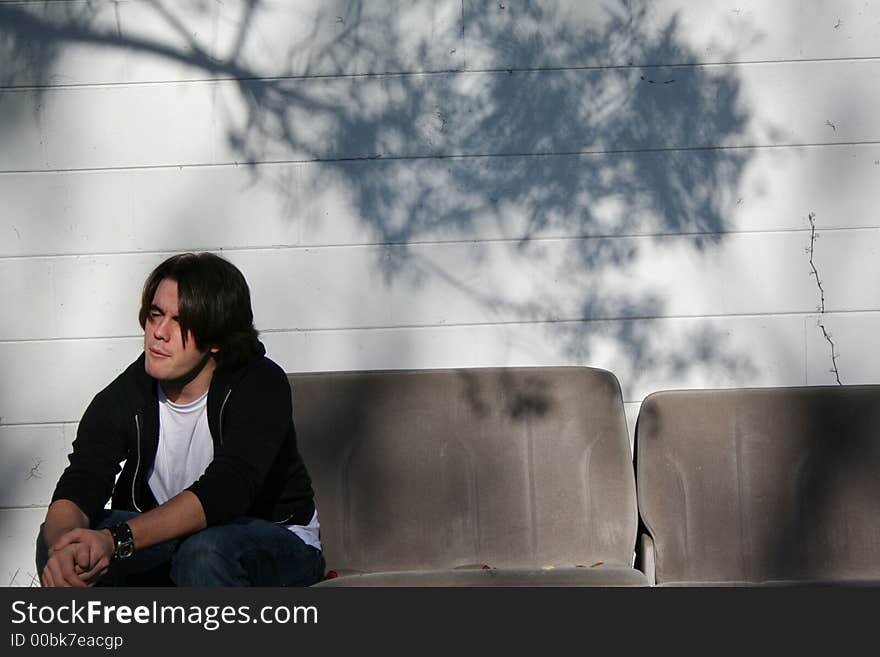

{"left": 215, "top": 385, "right": 295, "bottom": 526}
{"left": 218, "top": 388, "right": 232, "bottom": 447}
{"left": 131, "top": 389, "right": 231, "bottom": 511}
{"left": 132, "top": 412, "right": 143, "bottom": 512}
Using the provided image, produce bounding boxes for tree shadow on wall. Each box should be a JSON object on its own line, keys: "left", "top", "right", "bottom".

{"left": 0, "top": 0, "right": 763, "bottom": 396}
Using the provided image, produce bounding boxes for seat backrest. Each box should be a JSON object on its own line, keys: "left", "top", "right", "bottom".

{"left": 289, "top": 367, "right": 637, "bottom": 574}
{"left": 636, "top": 385, "right": 880, "bottom": 584}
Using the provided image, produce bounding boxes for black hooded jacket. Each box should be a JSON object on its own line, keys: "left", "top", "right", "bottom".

{"left": 51, "top": 348, "right": 316, "bottom": 528}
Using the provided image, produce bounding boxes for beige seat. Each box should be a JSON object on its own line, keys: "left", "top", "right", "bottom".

{"left": 289, "top": 367, "right": 647, "bottom": 586}
{"left": 635, "top": 385, "right": 880, "bottom": 586}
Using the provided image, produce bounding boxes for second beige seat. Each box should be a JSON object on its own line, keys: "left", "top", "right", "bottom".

{"left": 636, "top": 385, "right": 880, "bottom": 586}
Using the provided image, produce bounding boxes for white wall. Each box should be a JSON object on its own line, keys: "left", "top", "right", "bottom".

{"left": 2, "top": 0, "right": 878, "bottom": 586}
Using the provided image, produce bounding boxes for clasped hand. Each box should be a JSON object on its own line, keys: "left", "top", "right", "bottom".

{"left": 41, "top": 528, "right": 114, "bottom": 588}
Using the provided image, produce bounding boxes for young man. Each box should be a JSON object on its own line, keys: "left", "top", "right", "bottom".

{"left": 37, "top": 252, "right": 324, "bottom": 587}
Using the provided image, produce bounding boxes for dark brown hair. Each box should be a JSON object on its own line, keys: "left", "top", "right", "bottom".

{"left": 139, "top": 252, "right": 261, "bottom": 369}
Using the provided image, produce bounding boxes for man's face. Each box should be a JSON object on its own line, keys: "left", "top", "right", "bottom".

{"left": 144, "top": 278, "right": 213, "bottom": 383}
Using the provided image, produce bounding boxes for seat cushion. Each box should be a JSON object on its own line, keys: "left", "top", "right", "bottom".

{"left": 315, "top": 565, "right": 649, "bottom": 587}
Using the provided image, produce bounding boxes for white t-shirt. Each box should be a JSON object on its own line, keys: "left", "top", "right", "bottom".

{"left": 147, "top": 386, "right": 322, "bottom": 551}
{"left": 291, "top": 509, "right": 322, "bottom": 552}
{"left": 148, "top": 387, "right": 213, "bottom": 506}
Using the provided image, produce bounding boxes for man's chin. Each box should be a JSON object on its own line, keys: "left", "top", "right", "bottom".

{"left": 144, "top": 359, "right": 170, "bottom": 380}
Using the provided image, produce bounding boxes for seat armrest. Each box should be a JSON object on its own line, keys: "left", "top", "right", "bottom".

{"left": 637, "top": 533, "right": 656, "bottom": 585}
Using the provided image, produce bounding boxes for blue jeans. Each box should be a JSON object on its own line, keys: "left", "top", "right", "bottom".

{"left": 36, "top": 510, "right": 325, "bottom": 587}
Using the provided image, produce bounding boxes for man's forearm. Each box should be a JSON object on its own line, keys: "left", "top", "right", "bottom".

{"left": 43, "top": 500, "right": 90, "bottom": 547}
{"left": 46, "top": 491, "right": 207, "bottom": 557}
{"left": 126, "top": 490, "right": 207, "bottom": 552}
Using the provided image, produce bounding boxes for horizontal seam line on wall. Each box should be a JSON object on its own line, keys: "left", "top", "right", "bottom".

{"left": 0, "top": 422, "right": 69, "bottom": 429}
{"left": 1, "top": 309, "right": 878, "bottom": 345}
{"left": 1, "top": 390, "right": 871, "bottom": 430}
{"left": 0, "top": 505, "right": 53, "bottom": 511}
{"left": 3, "top": 55, "right": 880, "bottom": 91}
{"left": 0, "top": 384, "right": 866, "bottom": 430}
{"left": 1, "top": 224, "right": 877, "bottom": 262}
{"left": 1, "top": 139, "right": 879, "bottom": 176}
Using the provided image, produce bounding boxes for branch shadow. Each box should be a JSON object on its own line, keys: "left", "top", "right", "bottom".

{"left": 0, "top": 0, "right": 762, "bottom": 395}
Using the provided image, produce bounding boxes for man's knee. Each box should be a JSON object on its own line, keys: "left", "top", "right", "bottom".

{"left": 170, "top": 529, "right": 241, "bottom": 586}
{"left": 172, "top": 530, "right": 224, "bottom": 567}
{"left": 35, "top": 523, "right": 49, "bottom": 577}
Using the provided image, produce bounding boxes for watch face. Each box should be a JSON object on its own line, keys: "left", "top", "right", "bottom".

{"left": 111, "top": 523, "right": 135, "bottom": 560}
{"left": 117, "top": 540, "right": 135, "bottom": 559}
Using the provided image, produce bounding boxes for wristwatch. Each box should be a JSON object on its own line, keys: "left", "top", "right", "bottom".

{"left": 107, "top": 522, "right": 135, "bottom": 560}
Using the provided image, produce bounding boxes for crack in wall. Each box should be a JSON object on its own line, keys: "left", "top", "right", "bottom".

{"left": 25, "top": 457, "right": 43, "bottom": 480}
{"left": 7, "top": 569, "right": 40, "bottom": 587}
{"left": 807, "top": 212, "right": 842, "bottom": 385}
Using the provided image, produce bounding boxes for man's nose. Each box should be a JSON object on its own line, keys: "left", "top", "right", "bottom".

{"left": 154, "top": 317, "right": 170, "bottom": 340}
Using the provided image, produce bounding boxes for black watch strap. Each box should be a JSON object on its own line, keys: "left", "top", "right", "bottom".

{"left": 107, "top": 522, "right": 135, "bottom": 560}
